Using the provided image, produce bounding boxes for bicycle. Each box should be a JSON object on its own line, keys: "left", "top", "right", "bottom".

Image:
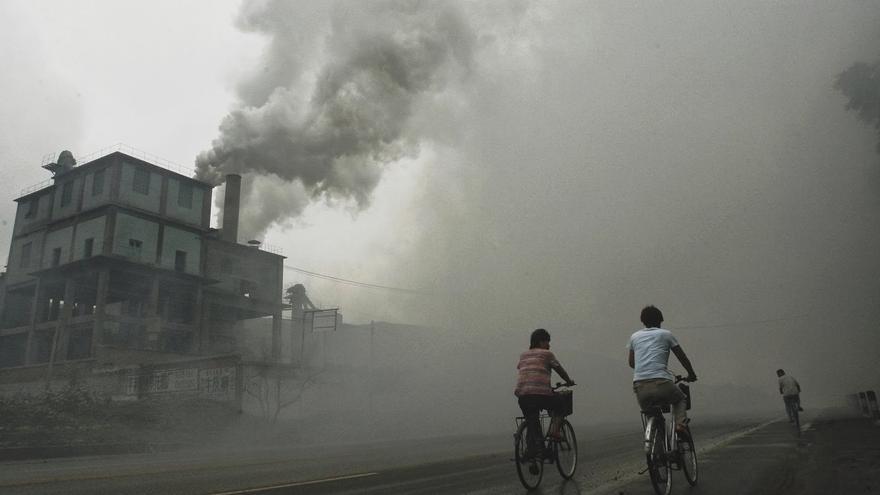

{"left": 640, "top": 376, "right": 697, "bottom": 495}
{"left": 783, "top": 395, "right": 801, "bottom": 433}
{"left": 513, "top": 383, "right": 578, "bottom": 490}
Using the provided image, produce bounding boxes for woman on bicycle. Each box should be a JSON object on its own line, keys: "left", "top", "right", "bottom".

{"left": 515, "top": 328, "right": 575, "bottom": 458}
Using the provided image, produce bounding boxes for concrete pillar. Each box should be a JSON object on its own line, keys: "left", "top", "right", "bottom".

{"left": 192, "top": 285, "right": 203, "bottom": 354}
{"left": 45, "top": 279, "right": 74, "bottom": 389}
{"left": 91, "top": 269, "right": 109, "bottom": 357}
{"left": 146, "top": 276, "right": 161, "bottom": 350}
{"left": 56, "top": 279, "right": 75, "bottom": 359}
{"left": 198, "top": 300, "right": 211, "bottom": 353}
{"left": 158, "top": 175, "right": 168, "bottom": 216}
{"left": 24, "top": 278, "right": 43, "bottom": 365}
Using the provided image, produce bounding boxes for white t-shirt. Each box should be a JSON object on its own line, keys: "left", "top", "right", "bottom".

{"left": 627, "top": 328, "right": 679, "bottom": 382}
{"left": 778, "top": 375, "right": 800, "bottom": 396}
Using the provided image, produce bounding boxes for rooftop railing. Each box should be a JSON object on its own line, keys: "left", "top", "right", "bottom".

{"left": 19, "top": 179, "right": 53, "bottom": 196}
{"left": 260, "top": 243, "right": 284, "bottom": 255}
{"left": 22, "top": 143, "right": 198, "bottom": 196}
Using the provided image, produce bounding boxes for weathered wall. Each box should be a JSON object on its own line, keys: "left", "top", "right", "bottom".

{"left": 80, "top": 165, "right": 113, "bottom": 211}
{"left": 50, "top": 176, "right": 82, "bottom": 221}
{"left": 118, "top": 162, "right": 161, "bottom": 213}
{"left": 13, "top": 190, "right": 53, "bottom": 237}
{"left": 42, "top": 226, "right": 73, "bottom": 268}
{"left": 113, "top": 213, "right": 159, "bottom": 263}
{"left": 164, "top": 178, "right": 206, "bottom": 227}
{"left": 160, "top": 226, "right": 201, "bottom": 274}
{"left": 72, "top": 215, "right": 106, "bottom": 260}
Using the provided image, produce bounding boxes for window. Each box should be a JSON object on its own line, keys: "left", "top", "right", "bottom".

{"left": 240, "top": 280, "right": 257, "bottom": 298}
{"left": 92, "top": 170, "right": 105, "bottom": 196}
{"left": 177, "top": 182, "right": 193, "bottom": 209}
{"left": 51, "top": 247, "right": 62, "bottom": 267}
{"left": 174, "top": 250, "right": 187, "bottom": 272}
{"left": 60, "top": 182, "right": 73, "bottom": 207}
{"left": 133, "top": 168, "right": 150, "bottom": 195}
{"left": 24, "top": 198, "right": 38, "bottom": 219}
{"left": 84, "top": 238, "right": 94, "bottom": 258}
{"left": 128, "top": 238, "right": 143, "bottom": 258}
{"left": 19, "top": 242, "right": 31, "bottom": 268}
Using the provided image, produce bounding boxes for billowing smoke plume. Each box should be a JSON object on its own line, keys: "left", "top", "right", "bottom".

{"left": 835, "top": 59, "right": 880, "bottom": 152}
{"left": 196, "top": 0, "right": 475, "bottom": 239}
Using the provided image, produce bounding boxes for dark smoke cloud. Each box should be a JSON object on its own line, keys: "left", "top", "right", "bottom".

{"left": 196, "top": 0, "right": 475, "bottom": 239}
{"left": 835, "top": 59, "right": 880, "bottom": 151}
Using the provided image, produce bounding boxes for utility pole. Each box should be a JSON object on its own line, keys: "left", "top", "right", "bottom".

{"left": 369, "top": 320, "right": 374, "bottom": 419}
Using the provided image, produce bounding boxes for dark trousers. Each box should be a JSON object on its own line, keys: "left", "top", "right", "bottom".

{"left": 783, "top": 395, "right": 801, "bottom": 421}
{"left": 518, "top": 394, "right": 564, "bottom": 452}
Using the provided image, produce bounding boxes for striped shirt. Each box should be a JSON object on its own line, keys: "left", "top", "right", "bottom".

{"left": 514, "top": 348, "right": 560, "bottom": 397}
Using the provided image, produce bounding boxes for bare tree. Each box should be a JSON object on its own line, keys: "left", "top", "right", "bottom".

{"left": 244, "top": 362, "right": 322, "bottom": 424}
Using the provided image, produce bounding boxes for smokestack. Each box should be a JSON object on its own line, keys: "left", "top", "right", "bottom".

{"left": 222, "top": 174, "right": 241, "bottom": 243}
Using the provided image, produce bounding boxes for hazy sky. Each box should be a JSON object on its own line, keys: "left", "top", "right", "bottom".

{"left": 2, "top": 1, "right": 879, "bottom": 403}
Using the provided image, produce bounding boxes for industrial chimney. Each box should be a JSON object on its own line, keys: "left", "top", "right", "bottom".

{"left": 221, "top": 174, "right": 241, "bottom": 243}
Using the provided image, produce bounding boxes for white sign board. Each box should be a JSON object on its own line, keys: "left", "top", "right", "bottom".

{"left": 305, "top": 308, "right": 338, "bottom": 332}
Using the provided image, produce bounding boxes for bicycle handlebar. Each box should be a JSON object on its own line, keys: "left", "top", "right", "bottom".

{"left": 674, "top": 375, "right": 696, "bottom": 383}
{"left": 553, "top": 381, "right": 576, "bottom": 390}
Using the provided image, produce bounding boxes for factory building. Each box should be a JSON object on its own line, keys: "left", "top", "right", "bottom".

{"left": 0, "top": 149, "right": 284, "bottom": 401}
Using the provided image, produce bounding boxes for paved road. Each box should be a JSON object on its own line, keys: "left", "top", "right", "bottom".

{"left": 1, "top": 411, "right": 870, "bottom": 495}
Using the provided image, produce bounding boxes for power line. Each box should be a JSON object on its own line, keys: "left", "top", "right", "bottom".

{"left": 669, "top": 315, "right": 811, "bottom": 330}
{"left": 283, "top": 264, "right": 433, "bottom": 295}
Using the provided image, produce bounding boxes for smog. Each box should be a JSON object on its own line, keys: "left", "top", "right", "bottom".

{"left": 0, "top": 1, "right": 879, "bottom": 491}
{"left": 191, "top": 0, "right": 880, "bottom": 439}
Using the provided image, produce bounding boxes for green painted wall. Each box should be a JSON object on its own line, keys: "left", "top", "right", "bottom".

{"left": 161, "top": 226, "right": 201, "bottom": 275}
{"left": 113, "top": 213, "right": 159, "bottom": 264}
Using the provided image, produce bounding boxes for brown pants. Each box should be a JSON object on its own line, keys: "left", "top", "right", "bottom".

{"left": 634, "top": 378, "right": 687, "bottom": 426}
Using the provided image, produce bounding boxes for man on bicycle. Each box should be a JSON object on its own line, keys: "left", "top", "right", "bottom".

{"left": 515, "top": 328, "right": 575, "bottom": 458}
{"left": 776, "top": 369, "right": 803, "bottom": 422}
{"left": 627, "top": 306, "right": 697, "bottom": 434}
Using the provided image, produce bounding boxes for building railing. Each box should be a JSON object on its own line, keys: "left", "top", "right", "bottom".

{"left": 260, "top": 243, "right": 284, "bottom": 255}
{"left": 19, "top": 179, "right": 53, "bottom": 196}
{"left": 22, "top": 143, "right": 198, "bottom": 196}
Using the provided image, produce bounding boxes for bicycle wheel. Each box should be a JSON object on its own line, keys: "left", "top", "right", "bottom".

{"left": 679, "top": 427, "right": 698, "bottom": 486}
{"left": 554, "top": 419, "right": 578, "bottom": 479}
{"left": 646, "top": 420, "right": 671, "bottom": 495}
{"left": 515, "top": 421, "right": 543, "bottom": 489}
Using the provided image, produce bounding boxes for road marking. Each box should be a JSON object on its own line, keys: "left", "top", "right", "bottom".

{"left": 725, "top": 443, "right": 794, "bottom": 448}
{"left": 583, "top": 418, "right": 781, "bottom": 495}
{"left": 207, "top": 472, "right": 380, "bottom": 495}
{"left": 697, "top": 418, "right": 781, "bottom": 452}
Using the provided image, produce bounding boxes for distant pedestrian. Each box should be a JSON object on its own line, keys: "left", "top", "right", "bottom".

{"left": 776, "top": 369, "right": 803, "bottom": 422}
